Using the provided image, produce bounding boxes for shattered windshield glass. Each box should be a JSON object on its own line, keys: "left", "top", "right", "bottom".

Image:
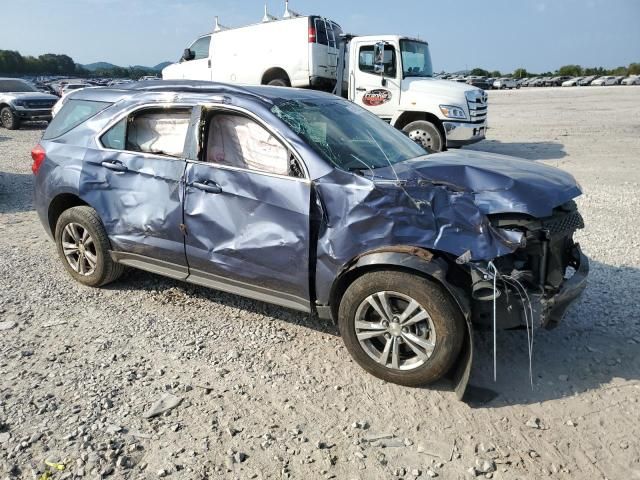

{"left": 271, "top": 98, "right": 427, "bottom": 172}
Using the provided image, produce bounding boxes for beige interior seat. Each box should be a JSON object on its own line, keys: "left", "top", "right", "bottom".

{"left": 207, "top": 114, "right": 288, "bottom": 175}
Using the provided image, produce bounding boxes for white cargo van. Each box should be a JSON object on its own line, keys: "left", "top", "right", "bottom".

{"left": 162, "top": 14, "right": 342, "bottom": 90}
{"left": 163, "top": 8, "right": 487, "bottom": 152}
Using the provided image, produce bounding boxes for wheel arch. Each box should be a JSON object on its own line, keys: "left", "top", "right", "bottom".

{"left": 261, "top": 67, "right": 291, "bottom": 86}
{"left": 324, "top": 246, "right": 473, "bottom": 399}
{"left": 47, "top": 193, "right": 90, "bottom": 236}
{"left": 393, "top": 110, "right": 444, "bottom": 133}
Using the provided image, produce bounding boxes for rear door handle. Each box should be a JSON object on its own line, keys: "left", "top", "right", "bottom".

{"left": 355, "top": 87, "right": 367, "bottom": 92}
{"left": 192, "top": 180, "right": 222, "bottom": 194}
{"left": 101, "top": 160, "right": 128, "bottom": 172}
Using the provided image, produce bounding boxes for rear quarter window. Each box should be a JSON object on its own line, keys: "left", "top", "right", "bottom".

{"left": 43, "top": 99, "right": 111, "bottom": 140}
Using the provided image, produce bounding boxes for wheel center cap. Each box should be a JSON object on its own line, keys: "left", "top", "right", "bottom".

{"left": 389, "top": 322, "right": 402, "bottom": 337}
{"left": 78, "top": 244, "right": 85, "bottom": 254}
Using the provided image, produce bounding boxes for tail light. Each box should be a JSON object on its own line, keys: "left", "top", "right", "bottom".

{"left": 31, "top": 144, "right": 46, "bottom": 174}
{"left": 308, "top": 26, "right": 317, "bottom": 43}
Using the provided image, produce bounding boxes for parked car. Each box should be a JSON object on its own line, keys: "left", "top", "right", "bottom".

{"left": 0, "top": 78, "right": 58, "bottom": 129}
{"left": 562, "top": 77, "right": 582, "bottom": 87}
{"left": 61, "top": 83, "right": 88, "bottom": 97}
{"left": 520, "top": 77, "right": 537, "bottom": 87}
{"left": 530, "top": 77, "right": 548, "bottom": 87}
{"left": 492, "top": 78, "right": 519, "bottom": 89}
{"left": 32, "top": 81, "right": 588, "bottom": 396}
{"left": 544, "top": 76, "right": 572, "bottom": 87}
{"left": 579, "top": 75, "right": 598, "bottom": 86}
{"left": 591, "top": 76, "right": 618, "bottom": 86}
{"left": 466, "top": 76, "right": 492, "bottom": 90}
{"left": 613, "top": 76, "right": 625, "bottom": 85}
{"left": 621, "top": 75, "right": 640, "bottom": 85}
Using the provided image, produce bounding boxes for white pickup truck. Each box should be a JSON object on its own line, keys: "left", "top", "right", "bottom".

{"left": 163, "top": 10, "right": 487, "bottom": 151}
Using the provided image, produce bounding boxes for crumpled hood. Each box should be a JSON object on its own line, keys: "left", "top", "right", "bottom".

{"left": 375, "top": 150, "right": 582, "bottom": 218}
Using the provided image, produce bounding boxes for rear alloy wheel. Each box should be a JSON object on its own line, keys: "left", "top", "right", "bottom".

{"left": 267, "top": 78, "right": 290, "bottom": 87}
{"left": 402, "top": 120, "right": 443, "bottom": 152}
{"left": 55, "top": 206, "right": 124, "bottom": 287}
{"left": 1, "top": 107, "right": 20, "bottom": 130}
{"left": 338, "top": 271, "right": 464, "bottom": 386}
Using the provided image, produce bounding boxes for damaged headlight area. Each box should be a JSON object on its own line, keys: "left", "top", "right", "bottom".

{"left": 464, "top": 200, "right": 588, "bottom": 330}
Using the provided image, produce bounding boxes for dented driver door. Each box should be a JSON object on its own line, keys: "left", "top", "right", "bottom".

{"left": 182, "top": 107, "right": 312, "bottom": 312}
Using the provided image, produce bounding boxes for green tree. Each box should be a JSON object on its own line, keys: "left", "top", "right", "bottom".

{"left": 629, "top": 63, "right": 640, "bottom": 75}
{"left": 489, "top": 70, "right": 501, "bottom": 77}
{"left": 513, "top": 68, "right": 529, "bottom": 78}
{"left": 470, "top": 67, "right": 489, "bottom": 77}
{"left": 558, "top": 64, "right": 582, "bottom": 76}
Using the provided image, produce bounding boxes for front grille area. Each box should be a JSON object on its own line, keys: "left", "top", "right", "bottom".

{"left": 24, "top": 100, "right": 56, "bottom": 109}
{"left": 467, "top": 92, "right": 488, "bottom": 123}
{"left": 542, "top": 210, "right": 585, "bottom": 236}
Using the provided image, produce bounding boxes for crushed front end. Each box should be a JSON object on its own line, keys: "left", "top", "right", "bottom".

{"left": 470, "top": 200, "right": 588, "bottom": 330}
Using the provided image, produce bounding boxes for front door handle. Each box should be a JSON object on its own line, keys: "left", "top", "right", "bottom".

{"left": 192, "top": 180, "right": 222, "bottom": 194}
{"left": 355, "top": 87, "right": 367, "bottom": 92}
{"left": 101, "top": 160, "right": 127, "bottom": 172}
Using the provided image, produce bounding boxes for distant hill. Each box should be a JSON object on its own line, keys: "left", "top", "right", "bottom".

{"left": 82, "top": 62, "right": 119, "bottom": 72}
{"left": 153, "top": 61, "right": 172, "bottom": 71}
{"left": 81, "top": 61, "right": 172, "bottom": 72}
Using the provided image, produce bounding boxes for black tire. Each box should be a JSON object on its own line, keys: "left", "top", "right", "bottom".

{"left": 338, "top": 271, "right": 465, "bottom": 386}
{"left": 402, "top": 120, "right": 444, "bottom": 152}
{"left": 54, "top": 206, "right": 124, "bottom": 287}
{"left": 267, "top": 78, "right": 290, "bottom": 87}
{"left": 1, "top": 107, "right": 20, "bottom": 130}
{"left": 500, "top": 85, "right": 507, "bottom": 90}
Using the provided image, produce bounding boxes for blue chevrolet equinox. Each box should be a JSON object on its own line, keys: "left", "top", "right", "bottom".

{"left": 32, "top": 81, "right": 588, "bottom": 397}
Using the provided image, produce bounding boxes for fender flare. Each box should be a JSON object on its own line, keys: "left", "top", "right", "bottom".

{"left": 327, "top": 246, "right": 474, "bottom": 400}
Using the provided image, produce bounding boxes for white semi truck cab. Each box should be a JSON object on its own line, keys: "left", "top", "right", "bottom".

{"left": 163, "top": 10, "right": 487, "bottom": 151}
{"left": 338, "top": 35, "right": 487, "bottom": 151}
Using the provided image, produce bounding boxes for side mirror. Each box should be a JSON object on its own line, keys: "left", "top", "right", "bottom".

{"left": 373, "top": 42, "right": 385, "bottom": 75}
{"left": 182, "top": 48, "right": 195, "bottom": 61}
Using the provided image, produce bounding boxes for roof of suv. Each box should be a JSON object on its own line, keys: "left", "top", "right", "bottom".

{"left": 68, "top": 80, "right": 337, "bottom": 106}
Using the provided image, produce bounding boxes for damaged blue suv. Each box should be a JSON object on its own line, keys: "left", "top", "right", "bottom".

{"left": 33, "top": 81, "right": 588, "bottom": 396}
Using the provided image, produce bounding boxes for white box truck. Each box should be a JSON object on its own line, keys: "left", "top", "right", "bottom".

{"left": 162, "top": 6, "right": 487, "bottom": 152}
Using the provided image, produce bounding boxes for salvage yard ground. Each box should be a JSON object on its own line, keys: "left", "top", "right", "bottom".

{"left": 1, "top": 86, "right": 639, "bottom": 479}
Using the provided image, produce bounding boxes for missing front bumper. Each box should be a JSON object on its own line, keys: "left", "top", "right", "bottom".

{"left": 472, "top": 248, "right": 589, "bottom": 330}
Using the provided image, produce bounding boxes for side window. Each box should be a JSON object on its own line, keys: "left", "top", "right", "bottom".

{"left": 190, "top": 36, "right": 211, "bottom": 60}
{"left": 315, "top": 19, "right": 328, "bottom": 46}
{"left": 204, "top": 113, "right": 304, "bottom": 178}
{"left": 359, "top": 45, "right": 397, "bottom": 77}
{"left": 100, "top": 108, "right": 191, "bottom": 158}
{"left": 43, "top": 100, "right": 111, "bottom": 140}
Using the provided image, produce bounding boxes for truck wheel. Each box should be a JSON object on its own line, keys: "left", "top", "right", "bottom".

{"left": 55, "top": 206, "right": 125, "bottom": 287}
{"left": 402, "top": 120, "right": 443, "bottom": 152}
{"left": 1, "top": 107, "right": 20, "bottom": 130}
{"left": 338, "top": 271, "right": 465, "bottom": 386}
{"left": 267, "top": 78, "right": 290, "bottom": 87}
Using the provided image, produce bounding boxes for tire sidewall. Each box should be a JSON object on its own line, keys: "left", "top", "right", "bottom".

{"left": 1, "top": 107, "right": 18, "bottom": 130}
{"left": 338, "top": 271, "right": 464, "bottom": 386}
{"left": 267, "top": 78, "right": 289, "bottom": 87}
{"left": 54, "top": 207, "right": 108, "bottom": 286}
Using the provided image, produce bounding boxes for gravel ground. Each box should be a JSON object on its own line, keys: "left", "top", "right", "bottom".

{"left": 1, "top": 86, "right": 639, "bottom": 480}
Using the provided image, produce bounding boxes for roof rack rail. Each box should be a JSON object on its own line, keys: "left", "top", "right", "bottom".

{"left": 122, "top": 80, "right": 275, "bottom": 104}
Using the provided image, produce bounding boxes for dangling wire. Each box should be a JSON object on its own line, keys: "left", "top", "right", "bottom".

{"left": 487, "top": 261, "right": 498, "bottom": 382}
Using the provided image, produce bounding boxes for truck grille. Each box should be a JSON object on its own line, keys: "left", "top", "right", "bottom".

{"left": 467, "top": 92, "right": 488, "bottom": 123}
{"left": 24, "top": 100, "right": 56, "bottom": 109}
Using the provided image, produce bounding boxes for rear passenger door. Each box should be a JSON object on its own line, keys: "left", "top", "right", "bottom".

{"left": 182, "top": 107, "right": 312, "bottom": 312}
{"left": 80, "top": 105, "right": 192, "bottom": 274}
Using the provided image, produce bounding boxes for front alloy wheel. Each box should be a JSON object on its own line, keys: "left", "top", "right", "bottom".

{"left": 338, "top": 271, "right": 465, "bottom": 386}
{"left": 355, "top": 291, "right": 437, "bottom": 371}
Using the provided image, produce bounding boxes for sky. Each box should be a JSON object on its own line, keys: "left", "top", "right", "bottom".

{"left": 1, "top": 0, "right": 639, "bottom": 73}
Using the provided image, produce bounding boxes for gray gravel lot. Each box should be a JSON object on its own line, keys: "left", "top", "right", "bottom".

{"left": 1, "top": 86, "right": 639, "bottom": 479}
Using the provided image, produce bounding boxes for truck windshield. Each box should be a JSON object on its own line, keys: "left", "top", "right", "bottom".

{"left": 0, "top": 79, "right": 37, "bottom": 93}
{"left": 271, "top": 98, "right": 427, "bottom": 171}
{"left": 400, "top": 40, "right": 433, "bottom": 78}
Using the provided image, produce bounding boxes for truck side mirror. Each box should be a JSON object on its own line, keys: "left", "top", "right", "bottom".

{"left": 182, "top": 48, "right": 195, "bottom": 61}
{"left": 373, "top": 42, "right": 385, "bottom": 75}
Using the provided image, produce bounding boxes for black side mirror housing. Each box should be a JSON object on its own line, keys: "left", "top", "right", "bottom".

{"left": 182, "top": 48, "right": 195, "bottom": 61}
